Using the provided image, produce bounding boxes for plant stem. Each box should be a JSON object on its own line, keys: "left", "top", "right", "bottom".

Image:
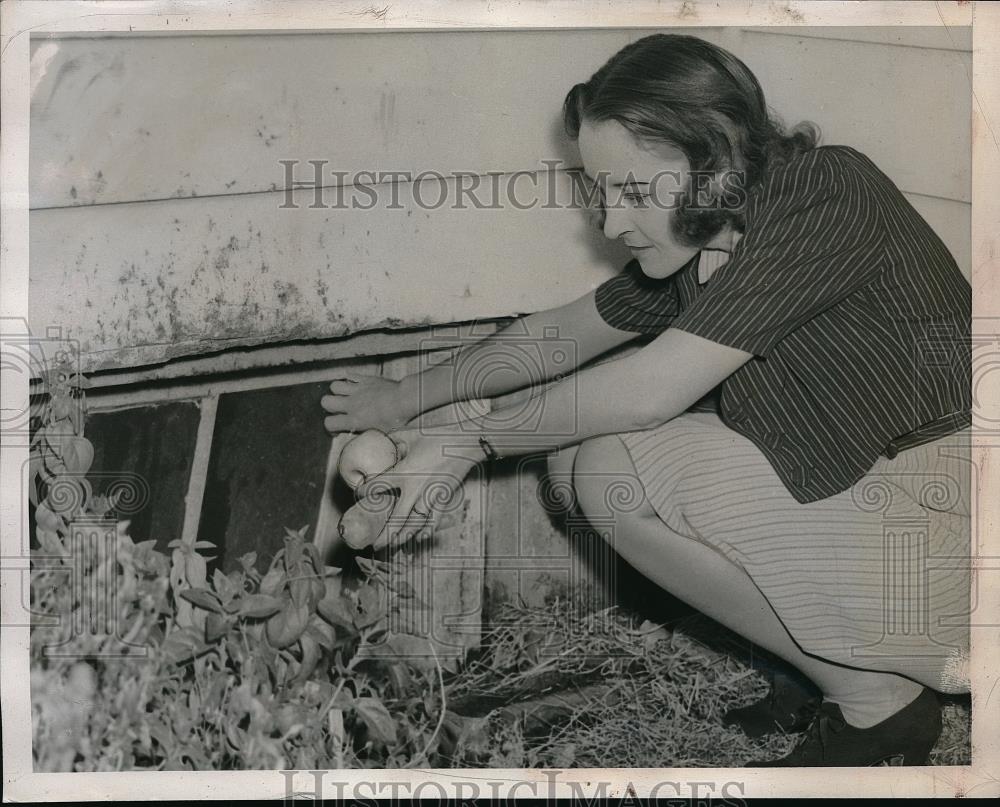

{"left": 405, "top": 641, "right": 446, "bottom": 769}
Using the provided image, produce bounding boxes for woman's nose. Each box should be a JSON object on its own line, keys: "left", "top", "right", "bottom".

{"left": 602, "top": 200, "right": 629, "bottom": 240}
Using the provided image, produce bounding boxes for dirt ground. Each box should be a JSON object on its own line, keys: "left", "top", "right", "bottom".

{"left": 440, "top": 598, "right": 971, "bottom": 769}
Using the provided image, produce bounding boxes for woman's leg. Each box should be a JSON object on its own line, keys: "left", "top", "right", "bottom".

{"left": 571, "top": 433, "right": 924, "bottom": 728}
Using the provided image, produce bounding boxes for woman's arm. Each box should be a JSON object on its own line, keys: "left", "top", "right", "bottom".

{"left": 354, "top": 326, "right": 753, "bottom": 546}
{"left": 426, "top": 326, "right": 754, "bottom": 458}
{"left": 396, "top": 287, "right": 641, "bottom": 420}
{"left": 325, "top": 281, "right": 663, "bottom": 435}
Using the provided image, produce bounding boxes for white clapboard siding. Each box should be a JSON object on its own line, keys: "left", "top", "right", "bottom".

{"left": 29, "top": 180, "right": 969, "bottom": 377}
{"left": 742, "top": 25, "right": 972, "bottom": 53}
{"left": 731, "top": 30, "right": 971, "bottom": 204}
{"left": 29, "top": 172, "right": 631, "bottom": 373}
{"left": 30, "top": 28, "right": 968, "bottom": 211}
{"left": 31, "top": 30, "right": 733, "bottom": 208}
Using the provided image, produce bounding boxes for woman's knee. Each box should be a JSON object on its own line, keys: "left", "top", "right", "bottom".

{"left": 545, "top": 444, "right": 580, "bottom": 511}
{"left": 573, "top": 435, "right": 656, "bottom": 522}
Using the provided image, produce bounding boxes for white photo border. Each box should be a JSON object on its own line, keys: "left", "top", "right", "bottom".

{"left": 2, "top": 0, "right": 996, "bottom": 800}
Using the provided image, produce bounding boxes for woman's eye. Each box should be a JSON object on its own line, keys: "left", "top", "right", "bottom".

{"left": 623, "top": 193, "right": 648, "bottom": 203}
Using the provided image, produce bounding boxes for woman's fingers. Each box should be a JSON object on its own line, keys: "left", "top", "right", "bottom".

{"left": 339, "top": 496, "right": 394, "bottom": 549}
{"left": 320, "top": 394, "right": 347, "bottom": 414}
{"left": 324, "top": 415, "right": 358, "bottom": 434}
{"left": 355, "top": 469, "right": 432, "bottom": 546}
{"left": 377, "top": 507, "right": 432, "bottom": 551}
{"left": 391, "top": 494, "right": 436, "bottom": 545}
{"left": 327, "top": 380, "right": 357, "bottom": 395}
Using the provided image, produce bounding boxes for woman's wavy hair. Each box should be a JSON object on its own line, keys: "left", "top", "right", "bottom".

{"left": 563, "top": 34, "right": 818, "bottom": 246}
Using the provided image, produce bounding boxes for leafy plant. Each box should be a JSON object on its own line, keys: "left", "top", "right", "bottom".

{"left": 29, "top": 368, "right": 456, "bottom": 771}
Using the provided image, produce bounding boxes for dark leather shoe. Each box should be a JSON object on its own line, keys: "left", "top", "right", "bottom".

{"left": 723, "top": 682, "right": 821, "bottom": 738}
{"left": 748, "top": 687, "right": 942, "bottom": 767}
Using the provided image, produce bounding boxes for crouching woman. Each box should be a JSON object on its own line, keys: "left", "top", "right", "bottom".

{"left": 321, "top": 34, "right": 972, "bottom": 766}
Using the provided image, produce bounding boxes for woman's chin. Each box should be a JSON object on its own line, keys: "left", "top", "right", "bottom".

{"left": 636, "top": 258, "right": 672, "bottom": 280}
{"left": 635, "top": 252, "right": 691, "bottom": 281}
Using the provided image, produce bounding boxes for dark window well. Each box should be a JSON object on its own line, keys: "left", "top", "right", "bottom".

{"left": 197, "top": 382, "right": 333, "bottom": 573}
{"left": 84, "top": 400, "right": 201, "bottom": 551}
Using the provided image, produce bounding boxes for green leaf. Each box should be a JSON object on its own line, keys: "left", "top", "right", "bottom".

{"left": 354, "top": 697, "right": 397, "bottom": 746}
{"left": 147, "top": 718, "right": 172, "bottom": 750}
{"left": 387, "top": 664, "right": 413, "bottom": 695}
{"left": 41, "top": 451, "right": 67, "bottom": 479}
{"left": 267, "top": 548, "right": 285, "bottom": 571}
{"left": 304, "top": 542, "right": 322, "bottom": 573}
{"left": 290, "top": 633, "right": 322, "bottom": 685}
{"left": 355, "top": 584, "right": 386, "bottom": 629}
{"left": 323, "top": 575, "right": 344, "bottom": 599}
{"left": 185, "top": 552, "right": 208, "bottom": 588}
{"left": 68, "top": 372, "right": 93, "bottom": 390}
{"left": 205, "top": 674, "right": 228, "bottom": 712}
{"left": 86, "top": 493, "right": 114, "bottom": 518}
{"left": 160, "top": 625, "right": 209, "bottom": 664}
{"left": 62, "top": 436, "right": 94, "bottom": 475}
{"left": 283, "top": 523, "right": 310, "bottom": 541}
{"left": 316, "top": 593, "right": 357, "bottom": 631}
{"left": 224, "top": 723, "right": 245, "bottom": 752}
{"left": 266, "top": 599, "right": 311, "bottom": 649}
{"left": 258, "top": 642, "right": 279, "bottom": 680}
{"left": 133, "top": 541, "right": 169, "bottom": 576}
{"left": 306, "top": 618, "right": 335, "bottom": 650}
{"left": 36, "top": 528, "right": 66, "bottom": 555}
{"left": 34, "top": 502, "right": 63, "bottom": 533}
{"left": 179, "top": 587, "right": 224, "bottom": 613}
{"left": 355, "top": 632, "right": 438, "bottom": 671}
{"left": 213, "top": 567, "right": 239, "bottom": 605}
{"left": 205, "top": 612, "right": 233, "bottom": 643}
{"left": 355, "top": 555, "right": 380, "bottom": 577}
{"left": 50, "top": 395, "right": 73, "bottom": 421}
{"left": 389, "top": 579, "right": 418, "bottom": 599}
{"left": 66, "top": 402, "right": 82, "bottom": 435}
{"left": 308, "top": 576, "right": 325, "bottom": 611}
{"left": 238, "top": 593, "right": 285, "bottom": 619}
{"left": 42, "top": 421, "right": 73, "bottom": 454}
{"left": 290, "top": 576, "right": 311, "bottom": 611}
{"left": 259, "top": 566, "right": 285, "bottom": 596}
{"left": 28, "top": 455, "right": 44, "bottom": 508}
{"left": 239, "top": 551, "right": 258, "bottom": 574}
{"left": 284, "top": 533, "right": 304, "bottom": 570}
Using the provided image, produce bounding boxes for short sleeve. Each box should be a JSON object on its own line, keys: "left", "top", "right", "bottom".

{"left": 594, "top": 258, "right": 682, "bottom": 335}
{"left": 671, "top": 148, "right": 887, "bottom": 357}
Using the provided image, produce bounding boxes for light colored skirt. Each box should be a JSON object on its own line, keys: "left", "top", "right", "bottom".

{"left": 617, "top": 411, "right": 972, "bottom": 694}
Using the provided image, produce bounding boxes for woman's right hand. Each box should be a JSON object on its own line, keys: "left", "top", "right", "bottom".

{"left": 320, "top": 372, "right": 416, "bottom": 434}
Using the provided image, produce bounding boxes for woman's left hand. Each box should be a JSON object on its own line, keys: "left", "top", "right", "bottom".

{"left": 354, "top": 427, "right": 481, "bottom": 547}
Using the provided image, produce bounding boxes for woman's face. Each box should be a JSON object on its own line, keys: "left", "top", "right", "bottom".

{"left": 577, "top": 119, "right": 700, "bottom": 279}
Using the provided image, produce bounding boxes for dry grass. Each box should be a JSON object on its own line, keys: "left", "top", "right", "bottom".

{"left": 443, "top": 599, "right": 971, "bottom": 768}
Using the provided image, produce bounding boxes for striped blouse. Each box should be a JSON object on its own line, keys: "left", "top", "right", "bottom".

{"left": 594, "top": 145, "right": 971, "bottom": 504}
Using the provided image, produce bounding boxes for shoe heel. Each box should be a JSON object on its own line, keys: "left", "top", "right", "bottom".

{"left": 893, "top": 731, "right": 938, "bottom": 766}
{"left": 899, "top": 741, "right": 934, "bottom": 766}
